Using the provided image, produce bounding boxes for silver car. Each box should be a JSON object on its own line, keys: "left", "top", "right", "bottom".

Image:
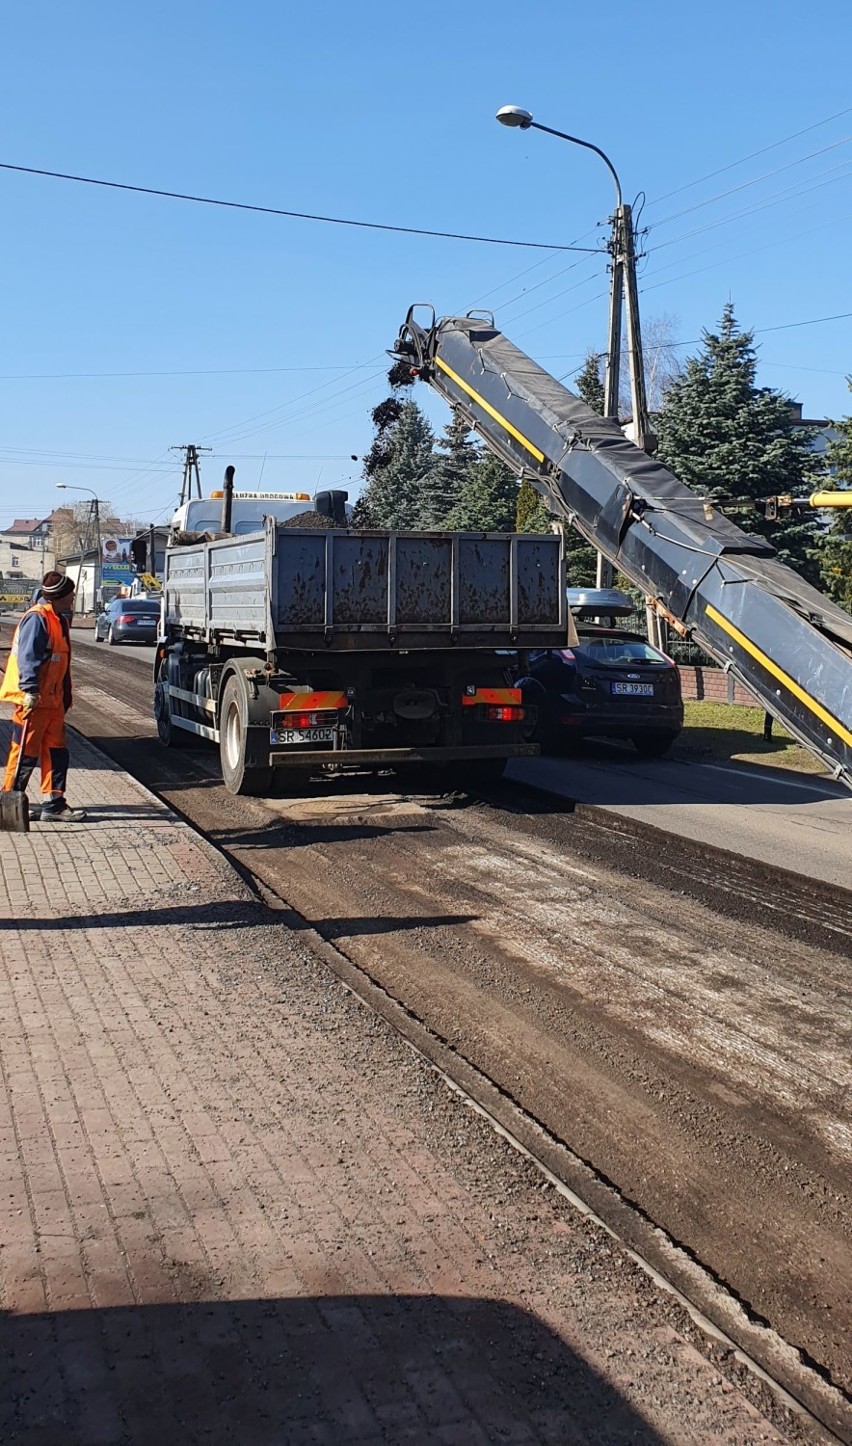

{"left": 94, "top": 597, "right": 161, "bottom": 645}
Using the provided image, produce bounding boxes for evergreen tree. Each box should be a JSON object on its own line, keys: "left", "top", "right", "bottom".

{"left": 515, "top": 475, "right": 597, "bottom": 578}
{"left": 418, "top": 411, "right": 478, "bottom": 527}
{"left": 575, "top": 351, "right": 605, "bottom": 415}
{"left": 562, "top": 527, "right": 598, "bottom": 587}
{"left": 357, "top": 398, "right": 434, "bottom": 529}
{"left": 655, "top": 303, "right": 820, "bottom": 579}
{"left": 446, "top": 453, "right": 518, "bottom": 532}
{"left": 515, "top": 476, "right": 551, "bottom": 533}
{"left": 816, "top": 378, "right": 852, "bottom": 612}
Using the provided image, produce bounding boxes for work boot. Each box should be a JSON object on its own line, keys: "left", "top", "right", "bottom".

{"left": 39, "top": 802, "right": 88, "bottom": 823}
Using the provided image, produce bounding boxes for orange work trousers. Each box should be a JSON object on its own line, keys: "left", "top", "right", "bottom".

{"left": 2, "top": 705, "right": 69, "bottom": 801}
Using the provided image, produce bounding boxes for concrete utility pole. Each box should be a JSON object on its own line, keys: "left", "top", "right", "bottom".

{"left": 172, "top": 444, "right": 212, "bottom": 507}
{"left": 495, "top": 108, "right": 653, "bottom": 589}
{"left": 92, "top": 497, "right": 102, "bottom": 611}
{"left": 56, "top": 483, "right": 103, "bottom": 613}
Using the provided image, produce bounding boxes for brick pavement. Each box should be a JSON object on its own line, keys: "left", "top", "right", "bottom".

{"left": 0, "top": 723, "right": 796, "bottom": 1444}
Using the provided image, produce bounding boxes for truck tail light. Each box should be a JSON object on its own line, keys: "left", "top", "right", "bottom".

{"left": 275, "top": 708, "right": 339, "bottom": 730}
{"left": 486, "top": 705, "right": 525, "bottom": 722}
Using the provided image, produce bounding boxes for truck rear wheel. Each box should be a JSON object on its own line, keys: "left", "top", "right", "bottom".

{"left": 219, "top": 675, "right": 273, "bottom": 796}
{"left": 154, "top": 662, "right": 188, "bottom": 748}
{"left": 429, "top": 757, "right": 507, "bottom": 792}
{"left": 462, "top": 757, "right": 507, "bottom": 786}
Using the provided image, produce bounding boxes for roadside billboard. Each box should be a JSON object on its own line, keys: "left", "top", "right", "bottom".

{"left": 102, "top": 536, "right": 134, "bottom": 565}
{"left": 101, "top": 536, "right": 136, "bottom": 587}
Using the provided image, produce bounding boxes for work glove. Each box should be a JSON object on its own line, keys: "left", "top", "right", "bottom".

{"left": 21, "top": 692, "right": 40, "bottom": 716}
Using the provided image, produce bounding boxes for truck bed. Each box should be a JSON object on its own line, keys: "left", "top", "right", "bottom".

{"left": 164, "top": 524, "right": 567, "bottom": 651}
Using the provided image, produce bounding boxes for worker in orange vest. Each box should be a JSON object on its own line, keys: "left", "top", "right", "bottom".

{"left": 1, "top": 571, "right": 87, "bottom": 822}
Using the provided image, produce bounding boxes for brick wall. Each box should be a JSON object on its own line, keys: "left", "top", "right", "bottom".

{"left": 678, "top": 665, "right": 761, "bottom": 707}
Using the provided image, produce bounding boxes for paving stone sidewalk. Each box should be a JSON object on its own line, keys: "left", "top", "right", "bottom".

{"left": 0, "top": 725, "right": 795, "bottom": 1444}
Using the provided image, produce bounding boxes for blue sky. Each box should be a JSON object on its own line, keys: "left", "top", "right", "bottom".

{"left": 2, "top": 0, "right": 851, "bottom": 530}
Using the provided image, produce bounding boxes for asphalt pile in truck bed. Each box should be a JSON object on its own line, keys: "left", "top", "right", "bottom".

{"left": 282, "top": 510, "right": 344, "bottom": 529}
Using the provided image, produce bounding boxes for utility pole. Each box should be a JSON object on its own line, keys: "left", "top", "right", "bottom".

{"left": 92, "top": 497, "right": 102, "bottom": 614}
{"left": 602, "top": 222, "right": 624, "bottom": 426}
{"left": 621, "top": 206, "right": 651, "bottom": 454}
{"left": 496, "top": 109, "right": 654, "bottom": 608}
{"left": 598, "top": 201, "right": 653, "bottom": 588}
{"left": 75, "top": 504, "right": 93, "bottom": 615}
{"left": 171, "top": 444, "right": 212, "bottom": 507}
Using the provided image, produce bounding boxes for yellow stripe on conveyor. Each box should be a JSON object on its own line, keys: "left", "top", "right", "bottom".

{"left": 705, "top": 603, "right": 852, "bottom": 747}
{"left": 434, "top": 356, "right": 545, "bottom": 464}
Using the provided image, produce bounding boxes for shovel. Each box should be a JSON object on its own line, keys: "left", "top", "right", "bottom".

{"left": 0, "top": 716, "right": 32, "bottom": 833}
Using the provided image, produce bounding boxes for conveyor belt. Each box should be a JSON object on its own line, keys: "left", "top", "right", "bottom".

{"left": 393, "top": 308, "right": 852, "bottom": 787}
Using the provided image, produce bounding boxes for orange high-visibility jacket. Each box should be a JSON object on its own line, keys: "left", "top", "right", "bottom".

{"left": 0, "top": 603, "right": 70, "bottom": 708}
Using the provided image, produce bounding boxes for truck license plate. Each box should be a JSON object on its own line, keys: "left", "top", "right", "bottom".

{"left": 271, "top": 726, "right": 335, "bottom": 745}
{"left": 612, "top": 682, "right": 654, "bottom": 696}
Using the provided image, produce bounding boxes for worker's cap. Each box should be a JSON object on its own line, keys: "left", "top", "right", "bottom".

{"left": 41, "top": 571, "right": 75, "bottom": 600}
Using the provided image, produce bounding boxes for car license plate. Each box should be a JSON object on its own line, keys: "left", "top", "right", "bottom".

{"left": 271, "top": 726, "right": 335, "bottom": 745}
{"left": 612, "top": 682, "right": 654, "bottom": 696}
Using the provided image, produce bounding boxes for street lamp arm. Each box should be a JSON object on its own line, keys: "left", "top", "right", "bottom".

{"left": 56, "top": 483, "right": 100, "bottom": 500}
{"left": 528, "top": 121, "right": 622, "bottom": 209}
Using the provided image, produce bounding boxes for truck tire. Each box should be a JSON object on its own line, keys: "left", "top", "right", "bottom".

{"left": 435, "top": 757, "right": 507, "bottom": 792}
{"left": 154, "top": 662, "right": 188, "bottom": 748}
{"left": 632, "top": 732, "right": 677, "bottom": 758}
{"left": 219, "top": 674, "right": 273, "bottom": 796}
{"left": 464, "top": 757, "right": 507, "bottom": 785}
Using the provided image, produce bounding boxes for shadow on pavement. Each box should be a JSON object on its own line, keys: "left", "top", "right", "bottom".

{"left": 0, "top": 1294, "right": 664, "bottom": 1445}
{"left": 3, "top": 900, "right": 477, "bottom": 938}
{"left": 209, "top": 820, "right": 436, "bottom": 850}
{"left": 509, "top": 741, "right": 846, "bottom": 808}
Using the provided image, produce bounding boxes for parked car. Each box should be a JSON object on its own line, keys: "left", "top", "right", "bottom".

{"left": 517, "top": 588, "right": 684, "bottom": 757}
{"left": 94, "top": 597, "right": 161, "bottom": 646}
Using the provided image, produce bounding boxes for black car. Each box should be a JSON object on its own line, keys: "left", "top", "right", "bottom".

{"left": 94, "top": 597, "right": 161, "bottom": 646}
{"left": 518, "top": 590, "right": 683, "bottom": 757}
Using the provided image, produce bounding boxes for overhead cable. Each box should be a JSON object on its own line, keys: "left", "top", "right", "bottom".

{"left": 647, "top": 104, "right": 852, "bottom": 207}
{"left": 0, "top": 161, "right": 600, "bottom": 252}
{"left": 650, "top": 136, "right": 851, "bottom": 227}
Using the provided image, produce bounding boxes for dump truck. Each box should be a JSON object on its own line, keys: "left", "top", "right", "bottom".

{"left": 154, "top": 501, "right": 569, "bottom": 795}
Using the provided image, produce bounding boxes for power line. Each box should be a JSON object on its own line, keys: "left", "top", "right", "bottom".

{"left": 639, "top": 211, "right": 850, "bottom": 295}
{"left": 649, "top": 161, "right": 852, "bottom": 253}
{"left": 199, "top": 358, "right": 386, "bottom": 447}
{"left": 0, "top": 363, "right": 375, "bottom": 381}
{"left": 647, "top": 105, "right": 852, "bottom": 207}
{"left": 754, "top": 310, "right": 852, "bottom": 335}
{"left": 0, "top": 161, "right": 600, "bottom": 253}
{"left": 208, "top": 369, "right": 389, "bottom": 450}
{"left": 650, "top": 136, "right": 851, "bottom": 228}
{"left": 621, "top": 310, "right": 852, "bottom": 354}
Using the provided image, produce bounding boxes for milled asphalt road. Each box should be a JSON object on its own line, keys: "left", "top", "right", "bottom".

{"left": 52, "top": 636, "right": 852, "bottom": 1401}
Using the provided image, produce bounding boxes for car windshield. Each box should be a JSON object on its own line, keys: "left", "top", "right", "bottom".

{"left": 577, "top": 636, "right": 667, "bottom": 666}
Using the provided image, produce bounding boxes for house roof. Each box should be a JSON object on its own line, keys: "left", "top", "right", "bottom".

{"left": 3, "top": 518, "right": 44, "bottom": 534}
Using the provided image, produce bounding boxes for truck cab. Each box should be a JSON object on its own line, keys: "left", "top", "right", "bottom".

{"left": 170, "top": 489, "right": 350, "bottom": 536}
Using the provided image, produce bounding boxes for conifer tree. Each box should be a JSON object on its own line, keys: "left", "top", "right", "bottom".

{"left": 357, "top": 398, "right": 434, "bottom": 529}
{"left": 418, "top": 411, "right": 478, "bottom": 528}
{"left": 816, "top": 378, "right": 852, "bottom": 612}
{"left": 574, "top": 351, "right": 605, "bottom": 416}
{"left": 447, "top": 453, "right": 518, "bottom": 532}
{"left": 515, "top": 476, "right": 550, "bottom": 533}
{"left": 655, "top": 303, "right": 820, "bottom": 579}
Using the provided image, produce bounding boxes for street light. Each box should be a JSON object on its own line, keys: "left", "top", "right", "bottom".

{"left": 495, "top": 104, "right": 649, "bottom": 455}
{"left": 495, "top": 106, "right": 623, "bottom": 208}
{"left": 56, "top": 483, "right": 103, "bottom": 613}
